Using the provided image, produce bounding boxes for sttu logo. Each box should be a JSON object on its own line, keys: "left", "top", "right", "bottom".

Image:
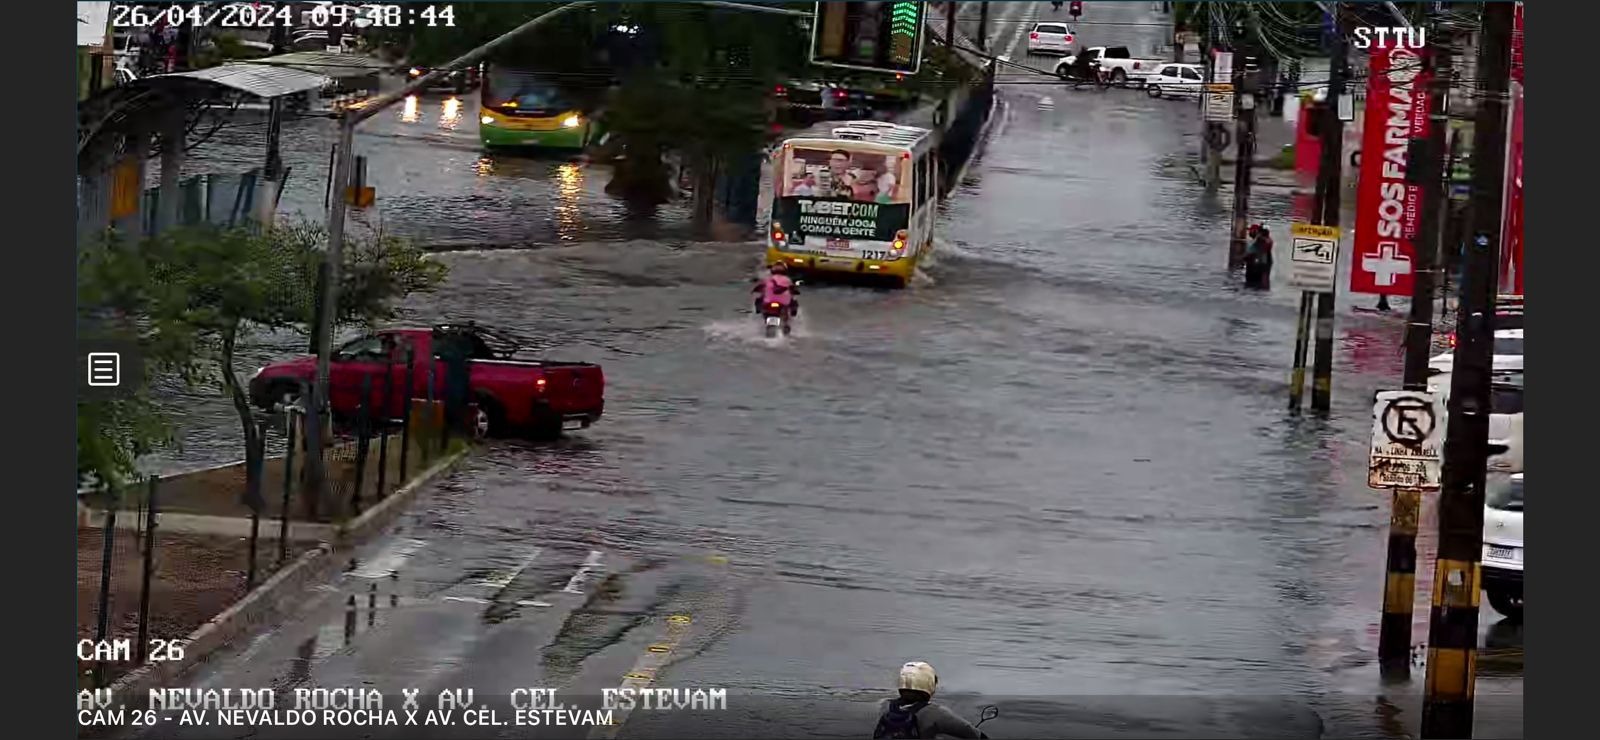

{"left": 1352, "top": 26, "right": 1428, "bottom": 50}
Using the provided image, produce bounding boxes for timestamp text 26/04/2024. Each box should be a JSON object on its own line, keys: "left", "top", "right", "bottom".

{"left": 111, "top": 4, "right": 457, "bottom": 30}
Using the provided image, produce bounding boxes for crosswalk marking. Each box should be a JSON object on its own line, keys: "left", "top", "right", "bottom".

{"left": 350, "top": 538, "right": 427, "bottom": 579}
{"left": 562, "top": 550, "right": 606, "bottom": 594}
{"left": 474, "top": 547, "right": 545, "bottom": 590}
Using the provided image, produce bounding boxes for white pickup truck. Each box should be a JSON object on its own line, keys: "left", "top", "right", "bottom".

{"left": 1056, "top": 46, "right": 1165, "bottom": 86}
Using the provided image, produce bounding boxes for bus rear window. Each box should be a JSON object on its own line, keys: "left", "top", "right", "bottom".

{"left": 782, "top": 147, "right": 909, "bottom": 204}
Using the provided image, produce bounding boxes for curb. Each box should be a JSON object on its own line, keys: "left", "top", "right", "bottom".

{"left": 337, "top": 448, "right": 468, "bottom": 546}
{"left": 101, "top": 447, "right": 470, "bottom": 702}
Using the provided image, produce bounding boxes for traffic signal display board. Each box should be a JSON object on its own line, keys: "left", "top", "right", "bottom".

{"left": 810, "top": 1, "right": 926, "bottom": 75}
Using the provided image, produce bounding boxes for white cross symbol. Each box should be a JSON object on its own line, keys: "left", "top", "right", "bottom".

{"left": 1362, "top": 244, "right": 1414, "bottom": 287}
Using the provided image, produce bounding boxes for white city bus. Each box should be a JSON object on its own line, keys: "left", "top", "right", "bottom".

{"left": 766, "top": 121, "right": 939, "bottom": 288}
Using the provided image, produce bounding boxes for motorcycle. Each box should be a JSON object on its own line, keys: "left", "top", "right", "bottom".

{"left": 1062, "top": 61, "right": 1112, "bottom": 89}
{"left": 759, "top": 300, "right": 793, "bottom": 338}
{"left": 1051, "top": 0, "right": 1063, "bottom": 10}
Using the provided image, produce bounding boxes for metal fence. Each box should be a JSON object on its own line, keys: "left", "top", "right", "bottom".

{"left": 77, "top": 356, "right": 468, "bottom": 689}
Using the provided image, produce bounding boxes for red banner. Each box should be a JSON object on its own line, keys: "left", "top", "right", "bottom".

{"left": 1500, "top": 2, "right": 1524, "bottom": 295}
{"left": 1350, "top": 42, "right": 1433, "bottom": 296}
{"left": 1291, "top": 100, "right": 1321, "bottom": 221}
{"left": 1500, "top": 82, "right": 1524, "bottom": 295}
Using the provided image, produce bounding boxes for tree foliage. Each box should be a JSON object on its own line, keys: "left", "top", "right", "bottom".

{"left": 76, "top": 222, "right": 447, "bottom": 490}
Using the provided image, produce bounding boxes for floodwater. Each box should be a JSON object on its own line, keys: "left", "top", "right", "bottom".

{"left": 150, "top": 3, "right": 1520, "bottom": 738}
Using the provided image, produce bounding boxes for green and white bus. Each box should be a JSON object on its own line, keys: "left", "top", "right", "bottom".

{"left": 479, "top": 66, "right": 596, "bottom": 151}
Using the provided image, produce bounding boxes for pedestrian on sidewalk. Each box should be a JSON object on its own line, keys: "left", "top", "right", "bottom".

{"left": 1243, "top": 224, "right": 1274, "bottom": 289}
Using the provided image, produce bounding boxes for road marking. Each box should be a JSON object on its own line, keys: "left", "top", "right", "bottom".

{"left": 442, "top": 596, "right": 490, "bottom": 605}
{"left": 562, "top": 550, "right": 606, "bottom": 594}
{"left": 997, "top": 0, "right": 1041, "bottom": 63}
{"left": 350, "top": 538, "right": 427, "bottom": 579}
{"left": 515, "top": 599, "right": 553, "bottom": 608}
{"left": 588, "top": 612, "right": 694, "bottom": 740}
{"left": 474, "top": 547, "right": 544, "bottom": 591}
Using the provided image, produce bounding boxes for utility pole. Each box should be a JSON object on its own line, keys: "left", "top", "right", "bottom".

{"left": 1420, "top": 2, "right": 1513, "bottom": 736}
{"left": 1310, "top": 23, "right": 1347, "bottom": 415}
{"left": 977, "top": 1, "right": 989, "bottom": 51}
{"left": 1227, "top": 52, "right": 1257, "bottom": 269}
{"left": 1202, "top": 15, "right": 1225, "bottom": 195}
{"left": 946, "top": 2, "right": 956, "bottom": 54}
{"left": 1379, "top": 20, "right": 1452, "bottom": 680}
{"left": 264, "top": 21, "right": 288, "bottom": 182}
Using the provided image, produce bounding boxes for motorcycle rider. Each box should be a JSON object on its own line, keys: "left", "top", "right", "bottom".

{"left": 1068, "top": 47, "right": 1099, "bottom": 85}
{"left": 752, "top": 262, "right": 799, "bottom": 317}
{"left": 874, "top": 662, "right": 987, "bottom": 739}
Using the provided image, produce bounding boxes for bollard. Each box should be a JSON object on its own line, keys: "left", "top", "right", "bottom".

{"left": 399, "top": 348, "right": 415, "bottom": 479}
{"left": 350, "top": 376, "right": 372, "bottom": 515}
{"left": 134, "top": 476, "right": 159, "bottom": 665}
{"left": 93, "top": 486, "right": 119, "bottom": 688}
{"left": 279, "top": 409, "right": 297, "bottom": 565}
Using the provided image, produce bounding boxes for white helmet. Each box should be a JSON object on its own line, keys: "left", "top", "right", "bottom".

{"left": 898, "top": 661, "right": 938, "bottom": 697}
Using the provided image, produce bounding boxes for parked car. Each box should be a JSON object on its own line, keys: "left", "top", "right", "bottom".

{"left": 1429, "top": 328, "right": 1522, "bottom": 375}
{"left": 1428, "top": 370, "right": 1522, "bottom": 473}
{"left": 1057, "top": 46, "right": 1165, "bottom": 86}
{"left": 249, "top": 324, "right": 605, "bottom": 440}
{"left": 407, "top": 63, "right": 482, "bottom": 93}
{"left": 1026, "top": 22, "right": 1077, "bottom": 56}
{"left": 1443, "top": 294, "right": 1523, "bottom": 350}
{"left": 1482, "top": 473, "right": 1524, "bottom": 620}
{"left": 1144, "top": 63, "right": 1205, "bottom": 98}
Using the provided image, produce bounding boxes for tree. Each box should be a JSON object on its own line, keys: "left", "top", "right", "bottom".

{"left": 75, "top": 222, "right": 447, "bottom": 496}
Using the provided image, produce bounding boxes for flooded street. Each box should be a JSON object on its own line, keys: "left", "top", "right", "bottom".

{"left": 160, "top": 3, "right": 1520, "bottom": 737}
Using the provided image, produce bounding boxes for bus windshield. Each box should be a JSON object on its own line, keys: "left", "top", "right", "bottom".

{"left": 483, "top": 69, "right": 575, "bottom": 115}
{"left": 781, "top": 146, "right": 909, "bottom": 204}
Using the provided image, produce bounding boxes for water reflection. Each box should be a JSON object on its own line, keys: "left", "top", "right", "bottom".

{"left": 556, "top": 163, "right": 583, "bottom": 241}
{"left": 474, "top": 156, "right": 494, "bottom": 177}
{"left": 400, "top": 95, "right": 420, "bottom": 124}
{"left": 440, "top": 97, "right": 462, "bottom": 130}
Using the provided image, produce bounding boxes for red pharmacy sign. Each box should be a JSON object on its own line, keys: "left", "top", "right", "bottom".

{"left": 1350, "top": 42, "right": 1432, "bottom": 296}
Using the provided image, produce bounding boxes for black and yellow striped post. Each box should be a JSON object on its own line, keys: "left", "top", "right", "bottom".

{"left": 1378, "top": 488, "right": 1420, "bottom": 676}
{"left": 1421, "top": 3, "right": 1514, "bottom": 736}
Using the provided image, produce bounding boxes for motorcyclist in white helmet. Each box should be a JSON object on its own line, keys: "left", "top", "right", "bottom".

{"left": 873, "top": 661, "right": 987, "bottom": 738}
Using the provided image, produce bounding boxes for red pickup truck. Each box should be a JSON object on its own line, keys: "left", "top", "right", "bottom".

{"left": 249, "top": 324, "right": 604, "bottom": 439}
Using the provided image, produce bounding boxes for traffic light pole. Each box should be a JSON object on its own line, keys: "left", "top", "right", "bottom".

{"left": 1420, "top": 3, "right": 1514, "bottom": 736}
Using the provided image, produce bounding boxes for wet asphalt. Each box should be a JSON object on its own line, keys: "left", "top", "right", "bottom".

{"left": 146, "top": 2, "right": 1521, "bottom": 737}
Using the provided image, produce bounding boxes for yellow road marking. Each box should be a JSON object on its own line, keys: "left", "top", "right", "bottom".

{"left": 589, "top": 612, "right": 693, "bottom": 740}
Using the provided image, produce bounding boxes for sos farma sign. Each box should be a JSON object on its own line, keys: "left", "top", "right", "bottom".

{"left": 1351, "top": 42, "right": 1432, "bottom": 297}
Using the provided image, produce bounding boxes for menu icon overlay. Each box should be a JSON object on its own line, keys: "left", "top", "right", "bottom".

{"left": 87, "top": 352, "right": 120, "bottom": 387}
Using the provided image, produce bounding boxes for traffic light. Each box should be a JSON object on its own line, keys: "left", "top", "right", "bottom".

{"left": 810, "top": 1, "right": 927, "bottom": 75}
{"left": 1069, "top": 1, "right": 1083, "bottom": 17}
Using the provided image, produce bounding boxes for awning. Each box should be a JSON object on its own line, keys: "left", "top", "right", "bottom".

{"left": 247, "top": 51, "right": 393, "bottom": 79}
{"left": 155, "top": 63, "right": 334, "bottom": 99}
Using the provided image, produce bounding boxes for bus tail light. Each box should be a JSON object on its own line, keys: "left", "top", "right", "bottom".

{"left": 536, "top": 377, "right": 548, "bottom": 393}
{"left": 771, "top": 222, "right": 787, "bottom": 246}
{"left": 892, "top": 230, "right": 908, "bottom": 252}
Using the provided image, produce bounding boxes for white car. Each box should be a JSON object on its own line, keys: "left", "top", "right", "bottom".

{"left": 1482, "top": 473, "right": 1523, "bottom": 620}
{"left": 1429, "top": 328, "right": 1522, "bottom": 375}
{"left": 1144, "top": 63, "right": 1205, "bottom": 98}
{"left": 1428, "top": 370, "right": 1522, "bottom": 473}
{"left": 1026, "top": 22, "right": 1077, "bottom": 56}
